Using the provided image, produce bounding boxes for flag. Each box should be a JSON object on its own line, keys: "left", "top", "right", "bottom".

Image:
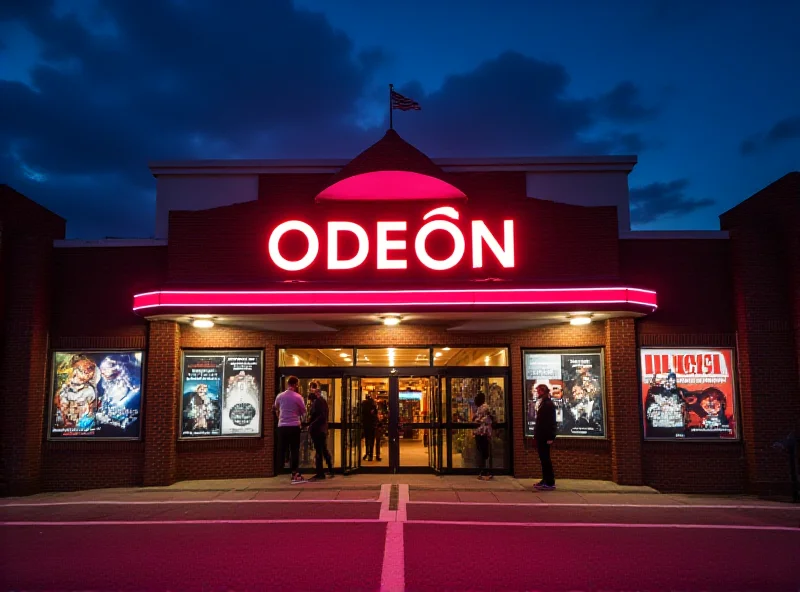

{"left": 391, "top": 90, "right": 421, "bottom": 111}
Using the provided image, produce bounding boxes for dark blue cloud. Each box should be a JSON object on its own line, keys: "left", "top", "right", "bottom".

{"left": 629, "top": 179, "right": 715, "bottom": 224}
{"left": 1, "top": 2, "right": 663, "bottom": 238}
{"left": 741, "top": 115, "right": 800, "bottom": 155}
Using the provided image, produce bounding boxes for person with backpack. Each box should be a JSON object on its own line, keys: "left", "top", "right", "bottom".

{"left": 305, "top": 381, "right": 334, "bottom": 481}
{"left": 472, "top": 391, "right": 493, "bottom": 481}
{"left": 533, "top": 383, "right": 558, "bottom": 490}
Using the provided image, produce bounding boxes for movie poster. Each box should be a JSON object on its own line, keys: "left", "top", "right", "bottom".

{"left": 181, "top": 351, "right": 263, "bottom": 438}
{"left": 49, "top": 351, "right": 144, "bottom": 439}
{"left": 524, "top": 350, "right": 605, "bottom": 438}
{"left": 221, "top": 353, "right": 262, "bottom": 436}
{"left": 640, "top": 348, "right": 738, "bottom": 440}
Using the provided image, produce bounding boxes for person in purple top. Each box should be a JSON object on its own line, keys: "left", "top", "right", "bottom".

{"left": 273, "top": 376, "right": 307, "bottom": 484}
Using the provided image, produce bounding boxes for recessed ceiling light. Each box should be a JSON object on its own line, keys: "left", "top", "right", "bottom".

{"left": 442, "top": 347, "right": 451, "bottom": 351}
{"left": 434, "top": 352, "right": 443, "bottom": 358}
{"left": 339, "top": 353, "right": 349, "bottom": 358}
{"left": 383, "top": 317, "right": 401, "bottom": 326}
{"left": 191, "top": 318, "right": 214, "bottom": 329}
{"left": 570, "top": 315, "right": 592, "bottom": 326}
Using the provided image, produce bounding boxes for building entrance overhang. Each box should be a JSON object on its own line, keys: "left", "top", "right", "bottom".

{"left": 133, "top": 285, "right": 657, "bottom": 332}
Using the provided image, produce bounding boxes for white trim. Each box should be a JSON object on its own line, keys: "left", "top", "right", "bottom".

{"left": 54, "top": 239, "right": 167, "bottom": 248}
{"left": 620, "top": 231, "right": 729, "bottom": 240}
{"left": 149, "top": 156, "right": 638, "bottom": 177}
{"left": 405, "top": 520, "right": 800, "bottom": 532}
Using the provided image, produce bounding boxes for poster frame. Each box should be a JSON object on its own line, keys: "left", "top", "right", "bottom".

{"left": 638, "top": 346, "right": 741, "bottom": 442}
{"left": 521, "top": 347, "right": 607, "bottom": 440}
{"left": 47, "top": 349, "right": 146, "bottom": 442}
{"left": 179, "top": 348, "right": 265, "bottom": 440}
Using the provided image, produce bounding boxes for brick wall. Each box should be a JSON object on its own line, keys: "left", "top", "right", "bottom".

{"left": 721, "top": 173, "right": 800, "bottom": 496}
{"left": 0, "top": 186, "right": 65, "bottom": 496}
{"left": 169, "top": 321, "right": 613, "bottom": 483}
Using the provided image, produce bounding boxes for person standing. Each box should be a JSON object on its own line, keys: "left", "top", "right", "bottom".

{"left": 273, "top": 376, "right": 307, "bottom": 484}
{"left": 305, "top": 381, "right": 334, "bottom": 481}
{"left": 360, "top": 394, "right": 378, "bottom": 461}
{"left": 533, "top": 383, "right": 557, "bottom": 490}
{"left": 472, "top": 392, "right": 494, "bottom": 480}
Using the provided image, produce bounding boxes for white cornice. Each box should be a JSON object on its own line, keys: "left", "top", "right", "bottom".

{"left": 149, "top": 155, "right": 638, "bottom": 177}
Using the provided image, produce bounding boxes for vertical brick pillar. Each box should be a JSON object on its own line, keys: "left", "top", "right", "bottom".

{"left": 0, "top": 234, "right": 56, "bottom": 495}
{"left": 605, "top": 318, "right": 643, "bottom": 485}
{"left": 143, "top": 320, "right": 180, "bottom": 486}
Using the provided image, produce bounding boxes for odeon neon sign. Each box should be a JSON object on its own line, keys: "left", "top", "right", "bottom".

{"left": 267, "top": 207, "right": 515, "bottom": 272}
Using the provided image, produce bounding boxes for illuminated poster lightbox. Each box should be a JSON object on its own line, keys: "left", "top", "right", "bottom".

{"left": 523, "top": 350, "right": 606, "bottom": 439}
{"left": 180, "top": 350, "right": 263, "bottom": 439}
{"left": 640, "top": 348, "right": 738, "bottom": 441}
{"left": 49, "top": 351, "right": 144, "bottom": 440}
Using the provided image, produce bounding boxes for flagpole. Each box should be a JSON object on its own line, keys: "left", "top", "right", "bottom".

{"left": 389, "top": 83, "right": 393, "bottom": 130}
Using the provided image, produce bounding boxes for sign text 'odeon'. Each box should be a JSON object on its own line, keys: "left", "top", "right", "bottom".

{"left": 267, "top": 207, "right": 515, "bottom": 271}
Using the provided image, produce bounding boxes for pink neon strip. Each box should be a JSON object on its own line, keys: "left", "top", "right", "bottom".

{"left": 132, "top": 287, "right": 657, "bottom": 311}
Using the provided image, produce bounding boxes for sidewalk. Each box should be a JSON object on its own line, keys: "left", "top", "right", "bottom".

{"left": 3, "top": 476, "right": 795, "bottom": 507}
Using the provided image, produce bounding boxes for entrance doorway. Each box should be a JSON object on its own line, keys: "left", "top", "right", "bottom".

{"left": 278, "top": 346, "right": 510, "bottom": 475}
{"left": 343, "top": 375, "right": 443, "bottom": 473}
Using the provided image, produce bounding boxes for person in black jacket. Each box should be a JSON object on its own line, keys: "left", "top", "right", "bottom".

{"left": 305, "top": 382, "right": 334, "bottom": 481}
{"left": 533, "top": 383, "right": 557, "bottom": 490}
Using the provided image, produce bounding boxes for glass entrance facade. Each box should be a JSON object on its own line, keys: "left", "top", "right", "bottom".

{"left": 277, "top": 346, "right": 511, "bottom": 474}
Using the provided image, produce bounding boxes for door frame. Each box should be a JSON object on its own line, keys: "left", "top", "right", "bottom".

{"left": 275, "top": 365, "right": 512, "bottom": 475}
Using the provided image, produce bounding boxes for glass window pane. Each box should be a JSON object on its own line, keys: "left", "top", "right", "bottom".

{"left": 279, "top": 348, "right": 353, "bottom": 367}
{"left": 296, "top": 429, "right": 338, "bottom": 472}
{"left": 356, "top": 348, "right": 430, "bottom": 367}
{"left": 434, "top": 347, "right": 508, "bottom": 366}
{"left": 487, "top": 377, "right": 506, "bottom": 424}
{"left": 451, "top": 427, "right": 507, "bottom": 470}
{"left": 449, "top": 377, "right": 486, "bottom": 423}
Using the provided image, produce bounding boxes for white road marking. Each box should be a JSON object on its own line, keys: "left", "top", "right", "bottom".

{"left": 408, "top": 501, "right": 800, "bottom": 510}
{"left": 380, "top": 484, "right": 409, "bottom": 592}
{"left": 378, "top": 484, "right": 393, "bottom": 521}
{"left": 407, "top": 520, "right": 800, "bottom": 532}
{"left": 1, "top": 499, "right": 378, "bottom": 508}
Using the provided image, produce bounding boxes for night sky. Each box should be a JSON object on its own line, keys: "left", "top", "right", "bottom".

{"left": 1, "top": 0, "right": 798, "bottom": 239}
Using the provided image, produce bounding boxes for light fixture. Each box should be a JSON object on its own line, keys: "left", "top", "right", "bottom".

{"left": 339, "top": 353, "right": 349, "bottom": 358}
{"left": 435, "top": 352, "right": 443, "bottom": 358}
{"left": 442, "top": 347, "right": 451, "bottom": 351}
{"left": 570, "top": 315, "right": 593, "bottom": 326}
{"left": 191, "top": 318, "right": 215, "bottom": 329}
{"left": 383, "top": 316, "right": 401, "bottom": 326}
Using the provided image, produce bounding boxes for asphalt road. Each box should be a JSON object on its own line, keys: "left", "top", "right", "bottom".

{"left": 1, "top": 495, "right": 798, "bottom": 591}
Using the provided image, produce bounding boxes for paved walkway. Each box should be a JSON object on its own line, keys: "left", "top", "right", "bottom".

{"left": 3, "top": 476, "right": 794, "bottom": 508}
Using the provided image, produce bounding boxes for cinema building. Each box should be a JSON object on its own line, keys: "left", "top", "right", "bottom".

{"left": 1, "top": 130, "right": 798, "bottom": 497}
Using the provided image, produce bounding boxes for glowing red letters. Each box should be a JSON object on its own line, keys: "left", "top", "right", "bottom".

{"left": 267, "top": 207, "right": 515, "bottom": 272}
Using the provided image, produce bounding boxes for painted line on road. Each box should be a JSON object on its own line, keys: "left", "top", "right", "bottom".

{"left": 380, "top": 485, "right": 408, "bottom": 592}
{"left": 409, "top": 501, "right": 800, "bottom": 511}
{"left": 0, "top": 518, "right": 381, "bottom": 527}
{"left": 1, "top": 499, "right": 379, "bottom": 508}
{"left": 378, "top": 484, "right": 393, "bottom": 521}
{"left": 406, "top": 520, "right": 800, "bottom": 532}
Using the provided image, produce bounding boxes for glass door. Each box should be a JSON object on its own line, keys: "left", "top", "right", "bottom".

{"left": 395, "top": 375, "right": 439, "bottom": 472}
{"left": 342, "top": 376, "right": 362, "bottom": 475}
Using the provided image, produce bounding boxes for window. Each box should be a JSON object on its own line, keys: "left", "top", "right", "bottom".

{"left": 434, "top": 347, "right": 508, "bottom": 366}
{"left": 356, "top": 348, "right": 430, "bottom": 367}
{"left": 279, "top": 348, "right": 354, "bottom": 367}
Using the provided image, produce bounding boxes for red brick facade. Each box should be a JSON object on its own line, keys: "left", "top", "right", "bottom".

{"left": 1, "top": 166, "right": 797, "bottom": 496}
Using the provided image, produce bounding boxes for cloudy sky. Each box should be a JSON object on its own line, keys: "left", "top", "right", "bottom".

{"left": 1, "top": 0, "right": 798, "bottom": 238}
